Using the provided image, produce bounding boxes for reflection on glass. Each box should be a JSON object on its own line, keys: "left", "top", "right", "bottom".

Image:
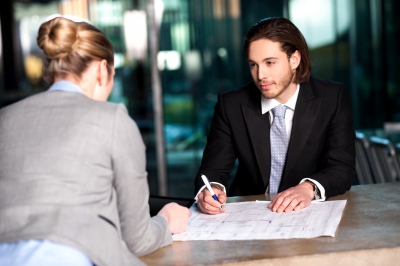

{"left": 123, "top": 10, "right": 147, "bottom": 61}
{"left": 59, "top": 0, "right": 88, "bottom": 20}
{"left": 290, "top": 0, "right": 336, "bottom": 49}
{"left": 157, "top": 51, "right": 181, "bottom": 71}
{"left": 183, "top": 50, "right": 202, "bottom": 82}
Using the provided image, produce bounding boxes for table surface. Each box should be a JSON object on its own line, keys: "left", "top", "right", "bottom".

{"left": 141, "top": 182, "right": 400, "bottom": 265}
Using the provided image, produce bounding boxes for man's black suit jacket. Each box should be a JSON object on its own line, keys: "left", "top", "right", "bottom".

{"left": 195, "top": 77, "right": 356, "bottom": 199}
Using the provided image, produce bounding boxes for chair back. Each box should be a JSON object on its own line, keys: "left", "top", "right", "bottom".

{"left": 384, "top": 122, "right": 400, "bottom": 134}
{"left": 395, "top": 143, "right": 400, "bottom": 176}
{"left": 383, "top": 122, "right": 400, "bottom": 143}
{"left": 368, "top": 136, "right": 400, "bottom": 183}
{"left": 355, "top": 132, "right": 374, "bottom": 184}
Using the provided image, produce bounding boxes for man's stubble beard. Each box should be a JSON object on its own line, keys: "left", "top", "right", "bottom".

{"left": 261, "top": 67, "right": 295, "bottom": 100}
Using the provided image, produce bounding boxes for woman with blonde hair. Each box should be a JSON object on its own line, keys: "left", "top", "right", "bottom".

{"left": 0, "top": 16, "right": 190, "bottom": 266}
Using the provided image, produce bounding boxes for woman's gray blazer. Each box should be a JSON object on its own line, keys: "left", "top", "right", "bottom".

{"left": 0, "top": 90, "right": 171, "bottom": 266}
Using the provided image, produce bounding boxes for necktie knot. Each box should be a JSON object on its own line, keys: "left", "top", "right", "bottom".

{"left": 272, "top": 105, "right": 287, "bottom": 118}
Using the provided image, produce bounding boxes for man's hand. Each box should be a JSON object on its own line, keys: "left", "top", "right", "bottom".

{"left": 197, "top": 185, "right": 226, "bottom": 214}
{"left": 268, "top": 181, "right": 314, "bottom": 213}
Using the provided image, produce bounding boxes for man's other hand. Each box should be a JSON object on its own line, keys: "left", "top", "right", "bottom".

{"left": 268, "top": 181, "right": 314, "bottom": 213}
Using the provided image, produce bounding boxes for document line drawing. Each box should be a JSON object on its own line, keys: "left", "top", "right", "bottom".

{"left": 173, "top": 200, "right": 347, "bottom": 241}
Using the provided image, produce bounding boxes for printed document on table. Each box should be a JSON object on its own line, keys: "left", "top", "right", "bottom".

{"left": 172, "top": 200, "right": 346, "bottom": 241}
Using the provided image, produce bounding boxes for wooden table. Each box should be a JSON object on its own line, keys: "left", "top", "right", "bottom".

{"left": 141, "top": 182, "right": 400, "bottom": 265}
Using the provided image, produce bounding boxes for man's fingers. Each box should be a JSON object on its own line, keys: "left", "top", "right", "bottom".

{"left": 198, "top": 201, "right": 222, "bottom": 214}
{"left": 271, "top": 195, "right": 310, "bottom": 213}
{"left": 272, "top": 192, "right": 294, "bottom": 212}
{"left": 217, "top": 193, "right": 227, "bottom": 204}
{"left": 268, "top": 183, "right": 314, "bottom": 213}
{"left": 269, "top": 194, "right": 305, "bottom": 213}
{"left": 293, "top": 201, "right": 306, "bottom": 211}
{"left": 282, "top": 197, "right": 301, "bottom": 213}
{"left": 198, "top": 190, "right": 225, "bottom": 214}
{"left": 270, "top": 192, "right": 282, "bottom": 205}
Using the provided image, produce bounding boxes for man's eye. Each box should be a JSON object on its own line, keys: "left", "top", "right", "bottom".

{"left": 267, "top": 61, "right": 275, "bottom": 65}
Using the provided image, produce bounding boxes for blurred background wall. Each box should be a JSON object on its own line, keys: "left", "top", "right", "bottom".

{"left": 0, "top": 0, "right": 399, "bottom": 198}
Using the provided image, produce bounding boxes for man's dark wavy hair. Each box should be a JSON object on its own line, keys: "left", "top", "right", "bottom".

{"left": 243, "top": 17, "right": 312, "bottom": 83}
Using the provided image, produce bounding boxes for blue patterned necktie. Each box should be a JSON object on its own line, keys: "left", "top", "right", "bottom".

{"left": 269, "top": 105, "right": 288, "bottom": 194}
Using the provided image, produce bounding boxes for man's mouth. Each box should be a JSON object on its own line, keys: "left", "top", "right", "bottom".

{"left": 259, "top": 83, "right": 274, "bottom": 90}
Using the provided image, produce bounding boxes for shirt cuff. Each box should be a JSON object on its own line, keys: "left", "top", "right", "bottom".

{"left": 300, "top": 178, "right": 326, "bottom": 201}
{"left": 194, "top": 182, "right": 226, "bottom": 203}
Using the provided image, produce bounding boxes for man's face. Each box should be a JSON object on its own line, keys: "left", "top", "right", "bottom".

{"left": 248, "top": 39, "right": 300, "bottom": 104}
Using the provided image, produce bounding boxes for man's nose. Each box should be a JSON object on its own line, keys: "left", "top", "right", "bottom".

{"left": 257, "top": 65, "right": 268, "bottom": 80}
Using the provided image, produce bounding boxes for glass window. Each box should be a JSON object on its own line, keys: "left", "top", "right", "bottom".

{"left": 2, "top": 0, "right": 399, "bottom": 198}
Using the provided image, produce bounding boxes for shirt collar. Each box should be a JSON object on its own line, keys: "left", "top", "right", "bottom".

{"left": 48, "top": 80, "right": 84, "bottom": 94}
{"left": 261, "top": 83, "right": 300, "bottom": 114}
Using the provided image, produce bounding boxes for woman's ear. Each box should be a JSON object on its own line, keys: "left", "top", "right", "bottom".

{"left": 98, "top": 59, "right": 109, "bottom": 86}
{"left": 92, "top": 60, "right": 113, "bottom": 101}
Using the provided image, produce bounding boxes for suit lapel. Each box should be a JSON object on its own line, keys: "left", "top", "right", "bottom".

{"left": 241, "top": 86, "right": 271, "bottom": 187}
{"left": 283, "top": 81, "right": 322, "bottom": 180}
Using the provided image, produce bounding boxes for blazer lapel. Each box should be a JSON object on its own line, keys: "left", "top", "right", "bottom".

{"left": 241, "top": 87, "right": 271, "bottom": 187}
{"left": 283, "top": 81, "right": 322, "bottom": 179}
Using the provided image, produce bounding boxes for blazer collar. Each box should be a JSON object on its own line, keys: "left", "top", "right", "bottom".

{"left": 241, "top": 82, "right": 271, "bottom": 187}
{"left": 283, "top": 79, "right": 322, "bottom": 180}
{"left": 246, "top": 82, "right": 262, "bottom": 111}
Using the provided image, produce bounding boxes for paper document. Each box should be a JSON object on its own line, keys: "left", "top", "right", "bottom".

{"left": 173, "top": 200, "right": 346, "bottom": 241}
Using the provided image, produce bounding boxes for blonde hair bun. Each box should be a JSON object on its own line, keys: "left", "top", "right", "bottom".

{"left": 37, "top": 17, "right": 78, "bottom": 59}
{"left": 36, "top": 16, "right": 114, "bottom": 84}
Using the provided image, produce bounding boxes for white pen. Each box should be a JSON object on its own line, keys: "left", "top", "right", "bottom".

{"left": 201, "top": 174, "right": 219, "bottom": 201}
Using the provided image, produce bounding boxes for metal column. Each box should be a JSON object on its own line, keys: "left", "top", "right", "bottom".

{"left": 147, "top": 0, "right": 168, "bottom": 196}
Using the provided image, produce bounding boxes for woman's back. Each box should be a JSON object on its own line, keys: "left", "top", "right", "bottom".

{"left": 0, "top": 87, "right": 118, "bottom": 207}
{"left": 0, "top": 81, "right": 156, "bottom": 265}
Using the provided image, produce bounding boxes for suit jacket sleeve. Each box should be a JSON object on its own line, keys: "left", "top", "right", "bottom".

{"left": 111, "top": 104, "right": 172, "bottom": 257}
{"left": 304, "top": 83, "right": 356, "bottom": 198}
{"left": 194, "top": 93, "right": 237, "bottom": 193}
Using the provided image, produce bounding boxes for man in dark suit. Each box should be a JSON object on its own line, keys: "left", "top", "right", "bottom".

{"left": 194, "top": 17, "right": 356, "bottom": 214}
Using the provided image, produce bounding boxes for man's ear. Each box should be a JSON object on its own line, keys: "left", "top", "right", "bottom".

{"left": 290, "top": 50, "right": 301, "bottom": 70}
